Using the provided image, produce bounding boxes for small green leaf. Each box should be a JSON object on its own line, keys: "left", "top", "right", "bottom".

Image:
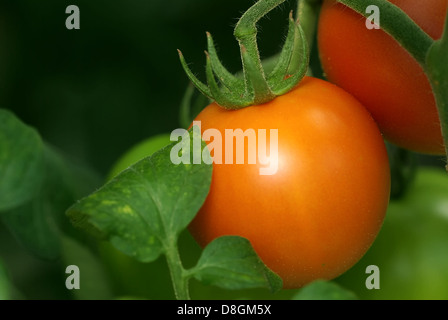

{"left": 0, "top": 109, "right": 45, "bottom": 212}
{"left": 191, "top": 236, "right": 283, "bottom": 293}
{"left": 66, "top": 128, "right": 213, "bottom": 263}
{"left": 0, "top": 259, "right": 11, "bottom": 300}
{"left": 292, "top": 280, "right": 358, "bottom": 300}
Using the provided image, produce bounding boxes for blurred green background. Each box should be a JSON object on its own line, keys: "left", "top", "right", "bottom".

{"left": 0, "top": 0, "right": 446, "bottom": 300}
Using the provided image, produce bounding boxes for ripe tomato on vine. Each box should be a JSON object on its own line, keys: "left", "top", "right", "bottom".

{"left": 189, "top": 76, "right": 391, "bottom": 288}
{"left": 179, "top": 0, "right": 391, "bottom": 289}
{"left": 318, "top": 0, "right": 448, "bottom": 155}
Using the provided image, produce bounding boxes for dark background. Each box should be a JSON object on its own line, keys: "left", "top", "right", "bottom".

{"left": 0, "top": 0, "right": 310, "bottom": 178}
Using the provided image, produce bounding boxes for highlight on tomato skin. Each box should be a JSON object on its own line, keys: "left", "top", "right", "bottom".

{"left": 317, "top": 0, "right": 448, "bottom": 156}
{"left": 188, "top": 76, "right": 391, "bottom": 289}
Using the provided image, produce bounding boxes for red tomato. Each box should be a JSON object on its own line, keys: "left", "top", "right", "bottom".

{"left": 317, "top": 0, "right": 448, "bottom": 155}
{"left": 188, "top": 76, "right": 391, "bottom": 289}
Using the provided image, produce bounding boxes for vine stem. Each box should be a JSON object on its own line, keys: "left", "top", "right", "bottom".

{"left": 179, "top": 0, "right": 309, "bottom": 109}
{"left": 164, "top": 240, "right": 190, "bottom": 300}
{"left": 179, "top": 83, "right": 195, "bottom": 129}
{"left": 425, "top": 10, "right": 448, "bottom": 170}
{"left": 233, "top": 0, "right": 286, "bottom": 104}
{"left": 296, "top": 0, "right": 321, "bottom": 50}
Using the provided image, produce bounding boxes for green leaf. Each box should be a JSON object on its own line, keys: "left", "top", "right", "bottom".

{"left": 292, "top": 280, "right": 358, "bottom": 300}
{"left": 1, "top": 146, "right": 61, "bottom": 260}
{"left": 1, "top": 144, "right": 101, "bottom": 260}
{"left": 0, "top": 109, "right": 45, "bottom": 212}
{"left": 190, "top": 236, "right": 283, "bottom": 293}
{"left": 2, "top": 197, "right": 61, "bottom": 261}
{"left": 107, "top": 134, "right": 172, "bottom": 181}
{"left": 43, "top": 146, "right": 102, "bottom": 237}
{"left": 66, "top": 128, "right": 213, "bottom": 263}
{"left": 0, "top": 259, "right": 11, "bottom": 300}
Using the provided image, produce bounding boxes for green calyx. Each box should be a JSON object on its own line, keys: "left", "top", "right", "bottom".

{"left": 178, "top": 0, "right": 309, "bottom": 110}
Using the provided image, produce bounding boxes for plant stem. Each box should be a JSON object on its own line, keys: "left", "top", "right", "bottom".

{"left": 296, "top": 0, "right": 321, "bottom": 50}
{"left": 179, "top": 83, "right": 195, "bottom": 129}
{"left": 426, "top": 10, "right": 448, "bottom": 170}
{"left": 164, "top": 240, "right": 190, "bottom": 300}
{"left": 428, "top": 76, "right": 448, "bottom": 169}
{"left": 233, "top": 0, "right": 286, "bottom": 104}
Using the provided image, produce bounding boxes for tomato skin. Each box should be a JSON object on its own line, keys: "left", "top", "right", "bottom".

{"left": 317, "top": 0, "right": 448, "bottom": 155}
{"left": 188, "top": 76, "right": 391, "bottom": 289}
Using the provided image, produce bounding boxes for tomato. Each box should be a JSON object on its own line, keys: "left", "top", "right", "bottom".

{"left": 317, "top": 0, "right": 448, "bottom": 155}
{"left": 335, "top": 167, "right": 448, "bottom": 299}
{"left": 188, "top": 76, "right": 391, "bottom": 289}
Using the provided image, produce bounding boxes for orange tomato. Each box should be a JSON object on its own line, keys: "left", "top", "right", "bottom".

{"left": 317, "top": 0, "right": 448, "bottom": 155}
{"left": 188, "top": 77, "right": 391, "bottom": 289}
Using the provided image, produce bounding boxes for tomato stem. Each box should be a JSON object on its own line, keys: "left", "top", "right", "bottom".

{"left": 179, "top": 83, "right": 196, "bottom": 129}
{"left": 233, "top": 0, "right": 284, "bottom": 105}
{"left": 296, "top": 0, "right": 321, "bottom": 52}
{"left": 178, "top": 0, "right": 309, "bottom": 110}
{"left": 164, "top": 240, "right": 191, "bottom": 300}
{"left": 425, "top": 10, "right": 448, "bottom": 170}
